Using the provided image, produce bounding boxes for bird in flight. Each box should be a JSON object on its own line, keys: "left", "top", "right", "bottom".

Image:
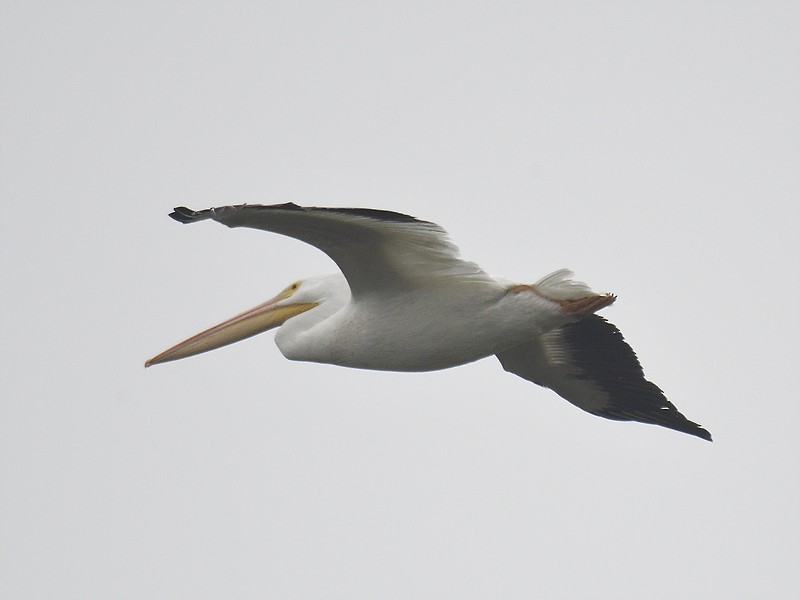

{"left": 146, "top": 203, "right": 711, "bottom": 441}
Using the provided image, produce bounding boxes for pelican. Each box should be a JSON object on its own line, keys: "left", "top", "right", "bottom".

{"left": 146, "top": 203, "right": 711, "bottom": 441}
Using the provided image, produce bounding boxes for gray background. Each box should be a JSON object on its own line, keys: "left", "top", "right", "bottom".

{"left": 2, "top": 1, "right": 798, "bottom": 598}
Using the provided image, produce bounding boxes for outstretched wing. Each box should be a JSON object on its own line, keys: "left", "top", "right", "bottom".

{"left": 169, "top": 203, "right": 494, "bottom": 297}
{"left": 496, "top": 315, "right": 711, "bottom": 441}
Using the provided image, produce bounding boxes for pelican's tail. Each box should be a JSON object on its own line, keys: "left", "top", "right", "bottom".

{"left": 533, "top": 269, "right": 616, "bottom": 316}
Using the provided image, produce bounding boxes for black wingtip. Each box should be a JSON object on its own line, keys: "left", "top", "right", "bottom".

{"left": 169, "top": 206, "right": 211, "bottom": 224}
{"left": 652, "top": 400, "right": 713, "bottom": 442}
{"left": 660, "top": 408, "right": 712, "bottom": 442}
{"left": 693, "top": 425, "right": 713, "bottom": 442}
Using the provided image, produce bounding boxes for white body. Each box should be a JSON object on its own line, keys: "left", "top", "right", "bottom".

{"left": 275, "top": 273, "right": 569, "bottom": 371}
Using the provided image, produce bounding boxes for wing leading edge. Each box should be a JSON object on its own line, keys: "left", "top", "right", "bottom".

{"left": 169, "top": 203, "right": 494, "bottom": 296}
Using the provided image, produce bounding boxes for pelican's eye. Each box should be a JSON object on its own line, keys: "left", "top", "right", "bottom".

{"left": 283, "top": 281, "right": 301, "bottom": 297}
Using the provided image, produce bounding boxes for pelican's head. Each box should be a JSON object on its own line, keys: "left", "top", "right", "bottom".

{"left": 145, "top": 277, "right": 329, "bottom": 367}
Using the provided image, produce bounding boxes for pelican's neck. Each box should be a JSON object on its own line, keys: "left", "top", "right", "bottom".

{"left": 274, "top": 273, "right": 350, "bottom": 361}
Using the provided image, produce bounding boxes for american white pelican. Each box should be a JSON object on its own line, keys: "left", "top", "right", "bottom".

{"left": 146, "top": 203, "right": 711, "bottom": 441}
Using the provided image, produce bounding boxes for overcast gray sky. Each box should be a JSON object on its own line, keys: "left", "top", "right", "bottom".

{"left": 2, "top": 1, "right": 798, "bottom": 598}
